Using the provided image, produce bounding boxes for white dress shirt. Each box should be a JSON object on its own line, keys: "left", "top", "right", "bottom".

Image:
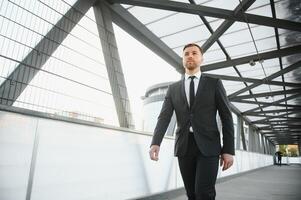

{"left": 184, "top": 70, "right": 201, "bottom": 132}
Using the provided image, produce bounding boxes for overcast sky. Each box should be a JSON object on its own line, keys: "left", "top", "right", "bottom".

{"left": 113, "top": 24, "right": 181, "bottom": 128}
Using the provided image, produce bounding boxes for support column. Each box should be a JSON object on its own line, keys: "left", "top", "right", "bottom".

{"left": 254, "top": 131, "right": 260, "bottom": 153}
{"left": 259, "top": 134, "right": 265, "bottom": 154}
{"left": 248, "top": 127, "right": 255, "bottom": 152}
{"left": 93, "top": 2, "right": 134, "bottom": 128}
{"left": 238, "top": 117, "right": 247, "bottom": 151}
{"left": 266, "top": 138, "right": 270, "bottom": 154}
{"left": 262, "top": 135, "right": 267, "bottom": 154}
{"left": 236, "top": 116, "right": 241, "bottom": 150}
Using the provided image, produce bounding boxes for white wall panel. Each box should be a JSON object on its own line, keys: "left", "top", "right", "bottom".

{"left": 0, "top": 110, "right": 274, "bottom": 200}
{"left": 0, "top": 111, "right": 37, "bottom": 200}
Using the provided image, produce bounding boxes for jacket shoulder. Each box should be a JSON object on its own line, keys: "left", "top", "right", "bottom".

{"left": 168, "top": 79, "right": 182, "bottom": 89}
{"left": 202, "top": 75, "right": 220, "bottom": 85}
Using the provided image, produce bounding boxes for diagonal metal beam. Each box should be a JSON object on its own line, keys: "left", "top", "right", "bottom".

{"left": 244, "top": 111, "right": 299, "bottom": 118}
{"left": 109, "top": 0, "right": 301, "bottom": 32}
{"left": 0, "top": 0, "right": 97, "bottom": 105}
{"left": 203, "top": 73, "right": 301, "bottom": 88}
{"left": 245, "top": 108, "right": 301, "bottom": 115}
{"left": 202, "top": 45, "right": 301, "bottom": 72}
{"left": 229, "top": 60, "right": 301, "bottom": 99}
{"left": 254, "top": 119, "right": 301, "bottom": 124}
{"left": 231, "top": 88, "right": 301, "bottom": 100}
{"left": 260, "top": 125, "right": 301, "bottom": 130}
{"left": 243, "top": 92, "right": 301, "bottom": 113}
{"left": 255, "top": 116, "right": 301, "bottom": 124}
{"left": 93, "top": 1, "right": 135, "bottom": 128}
{"left": 270, "top": 0, "right": 289, "bottom": 120}
{"left": 200, "top": 0, "right": 255, "bottom": 52}
{"left": 251, "top": 114, "right": 301, "bottom": 124}
{"left": 262, "top": 131, "right": 301, "bottom": 135}
{"left": 232, "top": 99, "right": 301, "bottom": 108}
{"left": 106, "top": 2, "right": 183, "bottom": 73}
{"left": 249, "top": 110, "right": 298, "bottom": 121}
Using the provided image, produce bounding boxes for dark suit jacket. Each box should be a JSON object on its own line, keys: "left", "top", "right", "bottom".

{"left": 151, "top": 75, "right": 234, "bottom": 157}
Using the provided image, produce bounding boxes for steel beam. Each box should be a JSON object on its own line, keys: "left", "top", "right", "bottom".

{"left": 203, "top": 73, "right": 301, "bottom": 88}
{"left": 94, "top": 1, "right": 134, "bottom": 128}
{"left": 231, "top": 88, "right": 301, "bottom": 100}
{"left": 200, "top": 0, "right": 255, "bottom": 52}
{"left": 106, "top": 2, "right": 183, "bottom": 73}
{"left": 229, "top": 60, "right": 301, "bottom": 99}
{"left": 109, "top": 0, "right": 301, "bottom": 32}
{"left": 201, "top": 45, "right": 301, "bottom": 72}
{"left": 243, "top": 92, "right": 301, "bottom": 113}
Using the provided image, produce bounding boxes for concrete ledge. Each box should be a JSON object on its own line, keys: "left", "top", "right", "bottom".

{"left": 0, "top": 104, "right": 172, "bottom": 140}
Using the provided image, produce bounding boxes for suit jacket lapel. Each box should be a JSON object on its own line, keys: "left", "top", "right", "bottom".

{"left": 181, "top": 78, "right": 190, "bottom": 111}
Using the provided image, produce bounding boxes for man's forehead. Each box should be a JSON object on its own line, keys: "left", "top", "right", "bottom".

{"left": 183, "top": 46, "right": 200, "bottom": 53}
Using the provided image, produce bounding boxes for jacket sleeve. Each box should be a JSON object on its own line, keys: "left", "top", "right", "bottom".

{"left": 215, "top": 79, "right": 235, "bottom": 155}
{"left": 151, "top": 86, "right": 174, "bottom": 146}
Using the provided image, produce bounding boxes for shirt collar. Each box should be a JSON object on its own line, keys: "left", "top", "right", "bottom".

{"left": 185, "top": 70, "right": 202, "bottom": 81}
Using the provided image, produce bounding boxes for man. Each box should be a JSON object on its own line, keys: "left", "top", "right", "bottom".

{"left": 149, "top": 43, "right": 234, "bottom": 200}
{"left": 275, "top": 151, "right": 283, "bottom": 166}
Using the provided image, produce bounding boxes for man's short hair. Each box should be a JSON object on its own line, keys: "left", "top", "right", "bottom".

{"left": 183, "top": 43, "right": 203, "bottom": 55}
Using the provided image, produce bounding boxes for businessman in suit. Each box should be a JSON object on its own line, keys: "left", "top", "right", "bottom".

{"left": 149, "top": 43, "right": 234, "bottom": 200}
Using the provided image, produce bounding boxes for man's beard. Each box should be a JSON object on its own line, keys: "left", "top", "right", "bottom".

{"left": 185, "top": 62, "right": 198, "bottom": 70}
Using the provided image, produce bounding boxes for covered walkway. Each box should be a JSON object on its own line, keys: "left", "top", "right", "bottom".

{"left": 144, "top": 164, "right": 301, "bottom": 200}
{"left": 215, "top": 164, "right": 301, "bottom": 200}
{"left": 0, "top": 0, "right": 300, "bottom": 199}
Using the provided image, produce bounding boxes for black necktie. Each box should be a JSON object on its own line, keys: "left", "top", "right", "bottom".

{"left": 189, "top": 76, "right": 196, "bottom": 108}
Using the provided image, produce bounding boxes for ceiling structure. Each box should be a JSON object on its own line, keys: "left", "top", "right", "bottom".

{"left": 105, "top": 0, "right": 301, "bottom": 146}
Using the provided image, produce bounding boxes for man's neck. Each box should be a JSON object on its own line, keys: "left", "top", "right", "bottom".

{"left": 186, "top": 68, "right": 201, "bottom": 76}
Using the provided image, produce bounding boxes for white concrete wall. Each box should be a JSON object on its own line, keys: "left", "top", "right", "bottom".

{"left": 281, "top": 156, "right": 301, "bottom": 165}
{"left": 0, "top": 110, "right": 273, "bottom": 200}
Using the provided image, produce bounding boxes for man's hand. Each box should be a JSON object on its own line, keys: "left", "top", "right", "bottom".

{"left": 220, "top": 153, "right": 234, "bottom": 171}
{"left": 149, "top": 145, "right": 160, "bottom": 161}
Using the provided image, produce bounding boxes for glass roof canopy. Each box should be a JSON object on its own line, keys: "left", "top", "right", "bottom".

{"left": 110, "top": 0, "right": 301, "bottom": 145}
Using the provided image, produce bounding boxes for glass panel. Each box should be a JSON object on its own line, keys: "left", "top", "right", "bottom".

{"left": 147, "top": 13, "right": 203, "bottom": 37}
{"left": 223, "top": 81, "right": 246, "bottom": 95}
{"left": 203, "top": 43, "right": 226, "bottom": 64}
{"left": 260, "top": 59, "right": 281, "bottom": 77}
{"left": 279, "top": 30, "right": 301, "bottom": 48}
{"left": 275, "top": 0, "right": 300, "bottom": 22}
{"left": 232, "top": 102, "right": 258, "bottom": 112}
{"left": 246, "top": 0, "right": 272, "bottom": 17}
{"left": 220, "top": 23, "right": 254, "bottom": 47}
{"left": 162, "top": 25, "right": 211, "bottom": 49}
{"left": 206, "top": 17, "right": 224, "bottom": 31}
{"left": 206, "top": 67, "right": 239, "bottom": 76}
{"left": 250, "top": 84, "right": 272, "bottom": 93}
{"left": 202, "top": 0, "right": 239, "bottom": 11}
{"left": 226, "top": 42, "right": 257, "bottom": 58}
{"left": 239, "top": 59, "right": 280, "bottom": 79}
{"left": 128, "top": 6, "right": 176, "bottom": 25}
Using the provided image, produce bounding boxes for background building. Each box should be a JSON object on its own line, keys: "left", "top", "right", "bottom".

{"left": 141, "top": 82, "right": 176, "bottom": 136}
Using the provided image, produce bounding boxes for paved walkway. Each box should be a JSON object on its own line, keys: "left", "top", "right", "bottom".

{"left": 174, "top": 164, "right": 301, "bottom": 200}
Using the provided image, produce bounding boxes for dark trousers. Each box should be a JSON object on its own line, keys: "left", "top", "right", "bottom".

{"left": 178, "top": 134, "right": 219, "bottom": 200}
